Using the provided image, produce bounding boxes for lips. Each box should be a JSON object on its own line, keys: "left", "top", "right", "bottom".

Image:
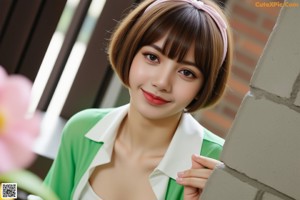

{"left": 141, "top": 89, "right": 170, "bottom": 105}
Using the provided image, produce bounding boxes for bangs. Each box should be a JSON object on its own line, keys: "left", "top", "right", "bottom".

{"left": 109, "top": 0, "right": 232, "bottom": 111}
{"left": 139, "top": 3, "right": 208, "bottom": 70}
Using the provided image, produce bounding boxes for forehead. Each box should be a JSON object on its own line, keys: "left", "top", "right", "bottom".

{"left": 141, "top": 26, "right": 196, "bottom": 63}
{"left": 150, "top": 34, "right": 196, "bottom": 63}
{"left": 137, "top": 3, "right": 208, "bottom": 69}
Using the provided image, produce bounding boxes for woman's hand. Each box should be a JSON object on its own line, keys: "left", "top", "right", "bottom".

{"left": 176, "top": 154, "right": 222, "bottom": 200}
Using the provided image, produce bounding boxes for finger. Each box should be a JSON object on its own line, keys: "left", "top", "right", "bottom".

{"left": 191, "top": 155, "right": 204, "bottom": 169}
{"left": 177, "top": 168, "right": 212, "bottom": 179}
{"left": 176, "top": 176, "right": 207, "bottom": 189}
{"left": 184, "top": 186, "right": 202, "bottom": 200}
{"left": 192, "top": 154, "right": 223, "bottom": 169}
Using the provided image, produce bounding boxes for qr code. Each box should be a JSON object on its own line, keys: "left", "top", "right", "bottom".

{"left": 1, "top": 183, "right": 17, "bottom": 199}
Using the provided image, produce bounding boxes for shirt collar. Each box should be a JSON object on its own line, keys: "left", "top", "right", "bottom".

{"left": 156, "top": 113, "right": 204, "bottom": 179}
{"left": 85, "top": 104, "right": 129, "bottom": 156}
{"left": 85, "top": 104, "right": 204, "bottom": 180}
{"left": 85, "top": 104, "right": 129, "bottom": 167}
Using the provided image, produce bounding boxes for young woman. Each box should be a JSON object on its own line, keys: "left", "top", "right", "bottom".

{"left": 44, "top": 0, "right": 233, "bottom": 199}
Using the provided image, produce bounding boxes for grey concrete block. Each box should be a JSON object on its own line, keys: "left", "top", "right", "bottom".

{"left": 295, "top": 92, "right": 300, "bottom": 107}
{"left": 221, "top": 94, "right": 300, "bottom": 199}
{"left": 250, "top": 5, "right": 300, "bottom": 98}
{"left": 201, "top": 168, "right": 257, "bottom": 200}
{"left": 262, "top": 192, "right": 284, "bottom": 200}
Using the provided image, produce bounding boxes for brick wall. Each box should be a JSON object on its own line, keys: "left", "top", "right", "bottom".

{"left": 195, "top": 0, "right": 283, "bottom": 138}
{"left": 201, "top": 0, "right": 300, "bottom": 200}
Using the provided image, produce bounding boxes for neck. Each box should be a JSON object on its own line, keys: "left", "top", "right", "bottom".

{"left": 117, "top": 105, "right": 182, "bottom": 156}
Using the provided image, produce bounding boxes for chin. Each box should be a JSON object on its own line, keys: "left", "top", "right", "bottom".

{"left": 137, "top": 103, "right": 182, "bottom": 121}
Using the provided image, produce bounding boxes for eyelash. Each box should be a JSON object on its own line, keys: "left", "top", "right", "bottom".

{"left": 179, "top": 69, "right": 196, "bottom": 79}
{"left": 142, "top": 51, "right": 197, "bottom": 79}
{"left": 143, "top": 52, "right": 159, "bottom": 63}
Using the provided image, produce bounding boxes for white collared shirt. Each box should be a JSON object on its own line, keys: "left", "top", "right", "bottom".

{"left": 73, "top": 104, "right": 204, "bottom": 200}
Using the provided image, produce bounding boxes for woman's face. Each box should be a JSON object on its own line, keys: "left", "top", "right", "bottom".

{"left": 128, "top": 35, "right": 204, "bottom": 121}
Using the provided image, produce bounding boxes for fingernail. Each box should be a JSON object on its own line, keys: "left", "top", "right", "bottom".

{"left": 176, "top": 177, "right": 183, "bottom": 183}
{"left": 193, "top": 154, "right": 201, "bottom": 158}
{"left": 177, "top": 172, "right": 184, "bottom": 177}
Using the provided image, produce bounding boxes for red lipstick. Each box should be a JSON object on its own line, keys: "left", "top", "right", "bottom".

{"left": 142, "top": 89, "right": 170, "bottom": 105}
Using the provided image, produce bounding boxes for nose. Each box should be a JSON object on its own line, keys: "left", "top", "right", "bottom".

{"left": 151, "top": 63, "right": 174, "bottom": 92}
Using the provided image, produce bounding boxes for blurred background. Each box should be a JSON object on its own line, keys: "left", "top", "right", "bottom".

{"left": 0, "top": 0, "right": 282, "bottom": 179}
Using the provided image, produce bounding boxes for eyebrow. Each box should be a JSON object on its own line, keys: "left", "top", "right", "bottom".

{"left": 149, "top": 44, "right": 197, "bottom": 67}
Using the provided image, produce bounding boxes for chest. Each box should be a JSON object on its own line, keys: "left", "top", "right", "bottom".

{"left": 89, "top": 149, "right": 163, "bottom": 200}
{"left": 90, "top": 163, "right": 156, "bottom": 200}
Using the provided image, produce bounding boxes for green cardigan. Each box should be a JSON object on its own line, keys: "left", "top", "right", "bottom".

{"left": 44, "top": 108, "right": 224, "bottom": 200}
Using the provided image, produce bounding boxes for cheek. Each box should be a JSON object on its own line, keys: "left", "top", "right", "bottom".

{"left": 175, "top": 81, "right": 202, "bottom": 103}
{"left": 129, "top": 58, "right": 149, "bottom": 86}
{"left": 190, "top": 79, "right": 204, "bottom": 97}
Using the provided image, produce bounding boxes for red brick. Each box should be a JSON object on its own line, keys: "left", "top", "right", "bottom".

{"left": 223, "top": 106, "right": 237, "bottom": 120}
{"left": 232, "top": 31, "right": 240, "bottom": 44}
{"left": 224, "top": 92, "right": 243, "bottom": 107}
{"left": 232, "top": 4, "right": 259, "bottom": 22}
{"left": 240, "top": 38, "right": 264, "bottom": 57}
{"left": 199, "top": 119, "right": 226, "bottom": 138}
{"left": 230, "top": 19, "right": 269, "bottom": 43}
{"left": 262, "top": 18, "right": 276, "bottom": 31}
{"left": 228, "top": 77, "right": 249, "bottom": 96}
{"left": 235, "top": 51, "right": 257, "bottom": 69}
{"left": 252, "top": 2, "right": 283, "bottom": 17}
{"left": 203, "top": 111, "right": 232, "bottom": 131}
{"left": 232, "top": 66, "right": 253, "bottom": 83}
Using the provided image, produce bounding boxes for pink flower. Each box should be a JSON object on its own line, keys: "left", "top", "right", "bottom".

{"left": 0, "top": 66, "right": 41, "bottom": 172}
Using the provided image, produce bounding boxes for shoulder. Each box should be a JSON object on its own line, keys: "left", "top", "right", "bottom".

{"left": 61, "top": 108, "right": 113, "bottom": 141}
{"left": 200, "top": 128, "right": 224, "bottom": 160}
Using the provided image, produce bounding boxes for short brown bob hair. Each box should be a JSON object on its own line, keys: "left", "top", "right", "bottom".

{"left": 108, "top": 0, "right": 233, "bottom": 112}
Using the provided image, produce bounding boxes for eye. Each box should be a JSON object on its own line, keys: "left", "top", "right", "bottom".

{"left": 179, "top": 69, "right": 196, "bottom": 78}
{"left": 143, "top": 53, "right": 159, "bottom": 63}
